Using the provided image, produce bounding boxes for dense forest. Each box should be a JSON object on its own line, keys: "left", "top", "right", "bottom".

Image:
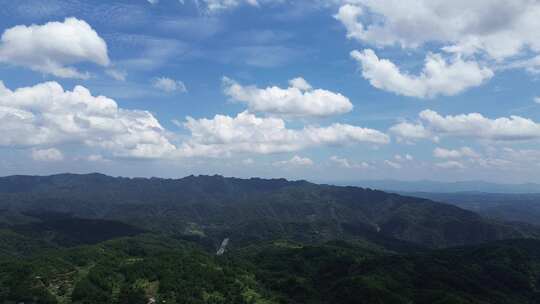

{"left": 3, "top": 233, "right": 540, "bottom": 303}
{"left": 1, "top": 174, "right": 540, "bottom": 303}
{"left": 0, "top": 173, "right": 537, "bottom": 249}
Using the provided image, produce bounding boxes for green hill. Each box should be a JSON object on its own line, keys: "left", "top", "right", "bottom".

{"left": 1, "top": 174, "right": 540, "bottom": 303}
{"left": 0, "top": 174, "right": 536, "bottom": 249}
{"left": 2, "top": 234, "right": 540, "bottom": 304}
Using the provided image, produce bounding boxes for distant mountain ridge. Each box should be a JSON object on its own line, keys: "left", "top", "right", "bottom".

{"left": 337, "top": 179, "right": 540, "bottom": 193}
{"left": 0, "top": 173, "right": 538, "bottom": 250}
{"left": 403, "top": 192, "right": 540, "bottom": 227}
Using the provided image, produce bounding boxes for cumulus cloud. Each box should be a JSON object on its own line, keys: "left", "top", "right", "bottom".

{"left": 433, "top": 147, "right": 479, "bottom": 159}
{"left": 394, "top": 154, "right": 413, "bottom": 161}
{"left": 178, "top": 111, "right": 389, "bottom": 157}
{"left": 0, "top": 81, "right": 175, "bottom": 158}
{"left": 153, "top": 77, "right": 187, "bottom": 93}
{"left": 450, "top": 147, "right": 540, "bottom": 171}
{"left": 350, "top": 49, "right": 493, "bottom": 98}
{"left": 337, "top": 1, "right": 540, "bottom": 97}
{"left": 223, "top": 77, "right": 353, "bottom": 117}
{"left": 0, "top": 17, "right": 109, "bottom": 79}
{"left": 430, "top": 146, "right": 540, "bottom": 171}
{"left": 336, "top": 1, "right": 540, "bottom": 61}
{"left": 273, "top": 155, "right": 313, "bottom": 167}
{"left": 0, "top": 80, "right": 392, "bottom": 161}
{"left": 330, "top": 156, "right": 370, "bottom": 169}
{"left": 31, "top": 148, "right": 64, "bottom": 162}
{"left": 390, "top": 109, "right": 540, "bottom": 142}
{"left": 288, "top": 77, "right": 312, "bottom": 91}
{"left": 385, "top": 155, "right": 414, "bottom": 169}
{"left": 389, "top": 121, "right": 433, "bottom": 142}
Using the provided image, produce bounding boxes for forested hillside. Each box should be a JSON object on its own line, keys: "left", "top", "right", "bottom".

{"left": 2, "top": 174, "right": 540, "bottom": 303}
{"left": 0, "top": 174, "right": 536, "bottom": 249}
{"left": 2, "top": 234, "right": 540, "bottom": 304}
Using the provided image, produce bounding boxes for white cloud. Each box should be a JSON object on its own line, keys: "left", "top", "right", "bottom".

{"left": 420, "top": 110, "right": 540, "bottom": 141}
{"left": 0, "top": 81, "right": 175, "bottom": 159}
{"left": 0, "top": 17, "right": 109, "bottom": 79}
{"left": 273, "top": 155, "right": 313, "bottom": 167}
{"left": 499, "top": 148, "right": 540, "bottom": 168}
{"left": 178, "top": 111, "right": 389, "bottom": 157}
{"left": 106, "top": 69, "right": 127, "bottom": 81}
{"left": 177, "top": 0, "right": 268, "bottom": 12}
{"left": 223, "top": 77, "right": 353, "bottom": 117}
{"left": 391, "top": 109, "right": 540, "bottom": 142}
{"left": 148, "top": 0, "right": 159, "bottom": 4}
{"left": 330, "top": 156, "right": 370, "bottom": 169}
{"left": 452, "top": 147, "right": 540, "bottom": 171}
{"left": 336, "top": 1, "right": 540, "bottom": 61}
{"left": 288, "top": 77, "right": 312, "bottom": 91}
{"left": 514, "top": 56, "right": 540, "bottom": 74}
{"left": 384, "top": 160, "right": 402, "bottom": 169}
{"left": 350, "top": 49, "right": 493, "bottom": 98}
{"left": 153, "top": 77, "right": 187, "bottom": 93}
{"left": 389, "top": 121, "right": 433, "bottom": 142}
{"left": 394, "top": 154, "right": 413, "bottom": 161}
{"left": 0, "top": 81, "right": 393, "bottom": 161}
{"left": 335, "top": 4, "right": 365, "bottom": 42}
{"left": 430, "top": 146, "right": 540, "bottom": 171}
{"left": 180, "top": 0, "right": 291, "bottom": 12}
{"left": 31, "top": 148, "right": 64, "bottom": 162}
{"left": 86, "top": 154, "right": 109, "bottom": 162}
{"left": 435, "top": 160, "right": 465, "bottom": 169}
{"left": 535, "top": 96, "right": 540, "bottom": 104}
{"left": 199, "top": 0, "right": 262, "bottom": 12}
{"left": 330, "top": 156, "right": 351, "bottom": 168}
{"left": 433, "top": 147, "right": 479, "bottom": 159}
{"left": 385, "top": 155, "right": 414, "bottom": 169}
{"left": 338, "top": 1, "right": 540, "bottom": 97}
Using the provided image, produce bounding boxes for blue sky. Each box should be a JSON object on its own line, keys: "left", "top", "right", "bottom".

{"left": 0, "top": 0, "right": 539, "bottom": 183}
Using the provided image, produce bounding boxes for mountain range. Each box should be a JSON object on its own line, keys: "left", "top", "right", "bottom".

{"left": 0, "top": 173, "right": 537, "bottom": 250}
{"left": 2, "top": 173, "right": 540, "bottom": 303}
